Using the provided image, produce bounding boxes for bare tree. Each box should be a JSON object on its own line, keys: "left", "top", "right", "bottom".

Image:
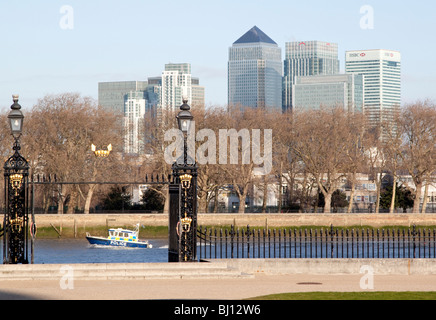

{"left": 343, "top": 112, "right": 367, "bottom": 213}
{"left": 24, "top": 93, "right": 124, "bottom": 214}
{"left": 381, "top": 118, "right": 404, "bottom": 213}
{"left": 292, "top": 107, "right": 355, "bottom": 213}
{"left": 396, "top": 101, "right": 436, "bottom": 213}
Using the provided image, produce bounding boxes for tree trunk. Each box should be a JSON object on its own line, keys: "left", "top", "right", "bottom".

{"left": 323, "top": 192, "right": 332, "bottom": 213}
{"left": 238, "top": 193, "right": 246, "bottom": 213}
{"left": 313, "top": 186, "right": 319, "bottom": 213}
{"left": 375, "top": 174, "right": 382, "bottom": 214}
{"left": 57, "top": 184, "right": 65, "bottom": 215}
{"left": 347, "top": 179, "right": 355, "bottom": 214}
{"left": 421, "top": 183, "right": 429, "bottom": 214}
{"left": 413, "top": 182, "right": 422, "bottom": 213}
{"left": 278, "top": 164, "right": 282, "bottom": 213}
{"left": 390, "top": 178, "right": 397, "bottom": 214}
{"left": 67, "top": 186, "right": 78, "bottom": 214}
{"left": 261, "top": 176, "right": 268, "bottom": 214}
{"left": 213, "top": 187, "right": 219, "bottom": 213}
{"left": 163, "top": 186, "right": 169, "bottom": 214}
{"left": 84, "top": 184, "right": 97, "bottom": 214}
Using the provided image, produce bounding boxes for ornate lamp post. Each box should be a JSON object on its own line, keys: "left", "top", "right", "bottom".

{"left": 3, "top": 95, "right": 30, "bottom": 264}
{"left": 168, "top": 99, "right": 198, "bottom": 262}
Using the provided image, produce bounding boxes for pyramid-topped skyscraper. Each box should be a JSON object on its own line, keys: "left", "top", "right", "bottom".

{"left": 228, "top": 26, "right": 282, "bottom": 110}
{"left": 233, "top": 26, "right": 277, "bottom": 45}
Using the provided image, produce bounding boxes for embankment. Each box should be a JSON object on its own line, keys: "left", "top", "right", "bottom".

{"left": 5, "top": 213, "right": 436, "bottom": 239}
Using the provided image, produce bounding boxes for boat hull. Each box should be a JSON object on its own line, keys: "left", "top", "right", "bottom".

{"left": 86, "top": 236, "right": 151, "bottom": 248}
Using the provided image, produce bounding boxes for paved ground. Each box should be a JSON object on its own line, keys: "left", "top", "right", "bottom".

{"left": 1, "top": 273, "right": 436, "bottom": 300}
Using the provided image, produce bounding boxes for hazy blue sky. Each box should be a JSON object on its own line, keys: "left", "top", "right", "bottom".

{"left": 1, "top": 0, "right": 435, "bottom": 110}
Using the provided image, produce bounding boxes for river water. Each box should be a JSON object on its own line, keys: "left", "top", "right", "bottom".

{"left": 27, "top": 238, "right": 169, "bottom": 264}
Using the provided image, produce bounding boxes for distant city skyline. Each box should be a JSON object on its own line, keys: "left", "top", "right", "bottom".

{"left": 1, "top": 1, "right": 435, "bottom": 110}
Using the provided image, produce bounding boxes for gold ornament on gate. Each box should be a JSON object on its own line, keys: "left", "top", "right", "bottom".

{"left": 180, "top": 174, "right": 192, "bottom": 190}
{"left": 10, "top": 173, "right": 23, "bottom": 195}
{"left": 181, "top": 216, "right": 192, "bottom": 233}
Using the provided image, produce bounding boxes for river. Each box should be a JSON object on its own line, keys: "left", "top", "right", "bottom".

{"left": 27, "top": 238, "right": 169, "bottom": 264}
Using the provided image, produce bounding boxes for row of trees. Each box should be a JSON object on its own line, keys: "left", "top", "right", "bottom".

{"left": 148, "top": 101, "right": 436, "bottom": 214}
{"left": 0, "top": 93, "right": 434, "bottom": 214}
{"left": 0, "top": 93, "right": 128, "bottom": 213}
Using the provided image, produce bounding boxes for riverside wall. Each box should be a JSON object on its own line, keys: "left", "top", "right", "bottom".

{"left": 6, "top": 213, "right": 436, "bottom": 229}
{"left": 2, "top": 259, "right": 436, "bottom": 280}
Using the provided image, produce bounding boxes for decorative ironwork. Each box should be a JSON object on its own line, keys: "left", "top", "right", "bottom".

{"left": 169, "top": 99, "right": 198, "bottom": 262}
{"left": 197, "top": 225, "right": 436, "bottom": 259}
{"left": 172, "top": 159, "right": 198, "bottom": 262}
{"left": 10, "top": 173, "right": 24, "bottom": 196}
{"left": 3, "top": 96, "right": 30, "bottom": 264}
{"left": 3, "top": 138, "right": 30, "bottom": 264}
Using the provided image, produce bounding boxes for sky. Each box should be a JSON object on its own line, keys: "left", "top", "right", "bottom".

{"left": 1, "top": 0, "right": 435, "bottom": 111}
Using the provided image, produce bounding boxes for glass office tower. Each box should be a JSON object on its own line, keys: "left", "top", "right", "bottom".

{"left": 292, "top": 74, "right": 364, "bottom": 112}
{"left": 98, "top": 81, "right": 148, "bottom": 114}
{"left": 124, "top": 90, "right": 146, "bottom": 154}
{"left": 345, "top": 49, "right": 401, "bottom": 128}
{"left": 228, "top": 26, "right": 282, "bottom": 110}
{"left": 283, "top": 41, "right": 339, "bottom": 111}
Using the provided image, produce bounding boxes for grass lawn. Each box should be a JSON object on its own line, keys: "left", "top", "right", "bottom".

{"left": 248, "top": 291, "right": 436, "bottom": 300}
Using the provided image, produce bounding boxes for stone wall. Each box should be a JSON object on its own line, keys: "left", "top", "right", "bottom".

{"left": 5, "top": 213, "right": 436, "bottom": 229}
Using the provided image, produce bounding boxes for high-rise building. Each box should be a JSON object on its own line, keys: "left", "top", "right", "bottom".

{"left": 124, "top": 90, "right": 146, "bottom": 154}
{"left": 292, "top": 74, "right": 364, "bottom": 112}
{"left": 283, "top": 41, "right": 339, "bottom": 111}
{"left": 98, "top": 81, "right": 148, "bottom": 114}
{"left": 191, "top": 77, "right": 205, "bottom": 110}
{"left": 228, "top": 26, "right": 282, "bottom": 110}
{"left": 161, "top": 63, "right": 193, "bottom": 112}
{"left": 98, "top": 63, "right": 205, "bottom": 155}
{"left": 345, "top": 49, "right": 401, "bottom": 128}
{"left": 147, "top": 63, "right": 205, "bottom": 120}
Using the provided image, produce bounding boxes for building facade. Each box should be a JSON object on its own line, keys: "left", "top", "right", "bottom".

{"left": 123, "top": 90, "right": 147, "bottom": 154}
{"left": 283, "top": 41, "right": 339, "bottom": 111}
{"left": 147, "top": 63, "right": 204, "bottom": 111}
{"left": 228, "top": 26, "right": 282, "bottom": 110}
{"left": 345, "top": 49, "right": 401, "bottom": 128}
{"left": 98, "top": 81, "right": 148, "bottom": 114}
{"left": 292, "top": 74, "right": 364, "bottom": 112}
{"left": 98, "top": 63, "right": 205, "bottom": 155}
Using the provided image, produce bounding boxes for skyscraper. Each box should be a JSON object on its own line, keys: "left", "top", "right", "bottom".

{"left": 124, "top": 90, "right": 146, "bottom": 154}
{"left": 283, "top": 41, "right": 339, "bottom": 111}
{"left": 345, "top": 49, "right": 401, "bottom": 127}
{"left": 292, "top": 74, "right": 364, "bottom": 112}
{"left": 147, "top": 63, "right": 204, "bottom": 112}
{"left": 161, "top": 63, "right": 192, "bottom": 113}
{"left": 98, "top": 63, "right": 205, "bottom": 155}
{"left": 228, "top": 26, "right": 282, "bottom": 110}
{"left": 98, "top": 81, "right": 148, "bottom": 114}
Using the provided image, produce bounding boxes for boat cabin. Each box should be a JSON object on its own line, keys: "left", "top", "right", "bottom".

{"left": 108, "top": 228, "right": 138, "bottom": 241}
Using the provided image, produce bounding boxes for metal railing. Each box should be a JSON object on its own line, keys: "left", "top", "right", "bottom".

{"left": 197, "top": 225, "right": 436, "bottom": 259}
